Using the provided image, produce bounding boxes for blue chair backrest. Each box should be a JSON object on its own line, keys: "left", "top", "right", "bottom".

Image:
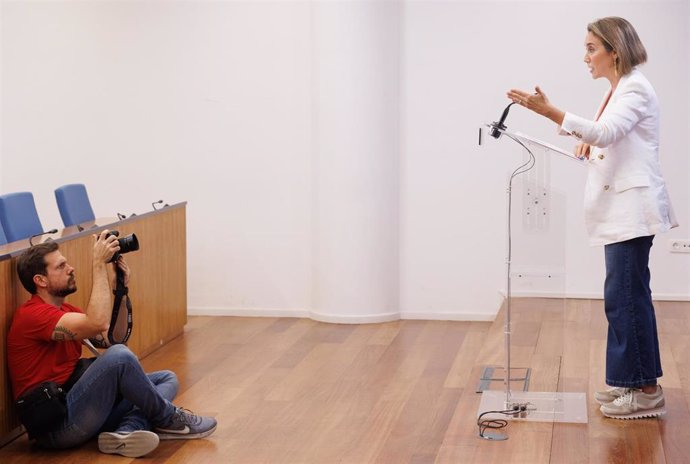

{"left": 0, "top": 192, "right": 45, "bottom": 243}
{"left": 0, "top": 221, "right": 7, "bottom": 246}
{"left": 55, "top": 184, "right": 95, "bottom": 227}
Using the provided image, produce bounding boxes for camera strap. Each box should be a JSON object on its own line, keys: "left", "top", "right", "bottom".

{"left": 108, "top": 267, "right": 133, "bottom": 345}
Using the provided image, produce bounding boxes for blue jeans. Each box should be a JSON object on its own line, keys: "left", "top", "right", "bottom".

{"left": 36, "top": 344, "right": 178, "bottom": 449}
{"left": 604, "top": 235, "right": 662, "bottom": 388}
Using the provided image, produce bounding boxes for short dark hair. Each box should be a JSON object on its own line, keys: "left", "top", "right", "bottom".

{"left": 587, "top": 17, "right": 647, "bottom": 76}
{"left": 17, "top": 241, "right": 59, "bottom": 294}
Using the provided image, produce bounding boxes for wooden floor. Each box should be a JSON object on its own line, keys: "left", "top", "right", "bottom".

{"left": 1, "top": 298, "right": 690, "bottom": 463}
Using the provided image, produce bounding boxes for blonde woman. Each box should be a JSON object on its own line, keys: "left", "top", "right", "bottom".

{"left": 507, "top": 17, "right": 677, "bottom": 419}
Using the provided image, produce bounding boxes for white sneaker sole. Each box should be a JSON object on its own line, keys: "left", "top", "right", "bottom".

{"left": 98, "top": 430, "right": 160, "bottom": 458}
{"left": 601, "top": 406, "right": 666, "bottom": 420}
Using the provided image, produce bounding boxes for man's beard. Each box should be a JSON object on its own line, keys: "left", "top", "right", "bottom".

{"left": 50, "top": 286, "right": 77, "bottom": 298}
{"left": 49, "top": 277, "right": 77, "bottom": 298}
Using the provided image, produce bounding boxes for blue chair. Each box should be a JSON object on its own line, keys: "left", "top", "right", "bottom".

{"left": 54, "top": 184, "right": 95, "bottom": 227}
{"left": 0, "top": 192, "right": 45, "bottom": 242}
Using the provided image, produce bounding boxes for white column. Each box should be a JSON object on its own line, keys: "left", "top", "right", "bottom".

{"left": 310, "top": 1, "right": 401, "bottom": 323}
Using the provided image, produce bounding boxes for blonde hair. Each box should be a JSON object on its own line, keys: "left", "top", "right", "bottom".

{"left": 587, "top": 17, "right": 647, "bottom": 76}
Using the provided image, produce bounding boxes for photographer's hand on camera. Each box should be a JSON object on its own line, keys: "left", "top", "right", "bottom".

{"left": 94, "top": 230, "right": 120, "bottom": 265}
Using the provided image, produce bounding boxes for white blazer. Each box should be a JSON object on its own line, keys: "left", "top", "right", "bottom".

{"left": 559, "top": 68, "right": 678, "bottom": 246}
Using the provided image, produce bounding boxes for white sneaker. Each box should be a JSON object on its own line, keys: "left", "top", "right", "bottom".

{"left": 594, "top": 386, "right": 628, "bottom": 405}
{"left": 600, "top": 386, "right": 666, "bottom": 420}
{"left": 155, "top": 407, "right": 217, "bottom": 440}
{"left": 98, "top": 430, "right": 160, "bottom": 458}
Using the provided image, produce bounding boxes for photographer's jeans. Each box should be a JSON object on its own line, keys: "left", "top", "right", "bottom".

{"left": 36, "top": 344, "right": 178, "bottom": 449}
{"left": 604, "top": 235, "right": 663, "bottom": 388}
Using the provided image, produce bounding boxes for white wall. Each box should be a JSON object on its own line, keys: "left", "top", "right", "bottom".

{"left": 1, "top": 1, "right": 314, "bottom": 314}
{"left": 1, "top": 1, "right": 688, "bottom": 322}
{"left": 401, "top": 0, "right": 690, "bottom": 319}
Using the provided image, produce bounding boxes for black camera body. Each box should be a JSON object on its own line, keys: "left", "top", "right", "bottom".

{"left": 105, "top": 230, "right": 140, "bottom": 263}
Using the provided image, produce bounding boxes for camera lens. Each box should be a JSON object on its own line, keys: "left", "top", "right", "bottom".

{"left": 106, "top": 231, "right": 140, "bottom": 262}
{"left": 118, "top": 233, "right": 139, "bottom": 254}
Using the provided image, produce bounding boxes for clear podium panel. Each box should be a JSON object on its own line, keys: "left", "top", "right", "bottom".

{"left": 478, "top": 135, "right": 587, "bottom": 425}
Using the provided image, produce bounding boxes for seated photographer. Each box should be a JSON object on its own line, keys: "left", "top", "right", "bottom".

{"left": 7, "top": 231, "right": 217, "bottom": 458}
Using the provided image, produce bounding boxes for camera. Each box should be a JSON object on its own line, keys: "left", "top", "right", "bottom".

{"left": 105, "top": 230, "right": 140, "bottom": 263}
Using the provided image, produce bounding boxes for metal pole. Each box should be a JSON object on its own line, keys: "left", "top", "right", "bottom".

{"left": 505, "top": 181, "right": 513, "bottom": 407}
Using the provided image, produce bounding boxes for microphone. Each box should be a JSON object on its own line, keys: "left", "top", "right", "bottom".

{"left": 29, "top": 229, "right": 58, "bottom": 246}
{"left": 489, "top": 102, "right": 517, "bottom": 139}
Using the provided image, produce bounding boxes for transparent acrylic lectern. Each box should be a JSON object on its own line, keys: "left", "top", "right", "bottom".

{"left": 477, "top": 125, "right": 589, "bottom": 438}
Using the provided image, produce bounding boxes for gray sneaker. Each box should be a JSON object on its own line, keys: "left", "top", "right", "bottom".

{"left": 594, "top": 386, "right": 628, "bottom": 405}
{"left": 155, "top": 407, "right": 217, "bottom": 440}
{"left": 600, "top": 386, "right": 666, "bottom": 419}
{"left": 98, "top": 430, "right": 160, "bottom": 458}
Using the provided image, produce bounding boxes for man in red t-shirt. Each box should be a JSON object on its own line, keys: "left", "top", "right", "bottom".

{"left": 7, "top": 231, "right": 216, "bottom": 458}
{"left": 9, "top": 292, "right": 84, "bottom": 401}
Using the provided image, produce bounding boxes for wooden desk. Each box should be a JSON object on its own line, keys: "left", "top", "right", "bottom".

{"left": 0, "top": 203, "right": 188, "bottom": 445}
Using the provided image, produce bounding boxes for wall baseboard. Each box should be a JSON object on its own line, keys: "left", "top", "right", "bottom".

{"left": 187, "top": 307, "right": 310, "bottom": 318}
{"left": 399, "top": 311, "right": 495, "bottom": 322}
{"left": 187, "top": 306, "right": 496, "bottom": 323}
{"left": 308, "top": 311, "right": 400, "bottom": 324}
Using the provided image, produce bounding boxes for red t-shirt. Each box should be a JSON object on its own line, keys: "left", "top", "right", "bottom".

{"left": 7, "top": 295, "right": 83, "bottom": 400}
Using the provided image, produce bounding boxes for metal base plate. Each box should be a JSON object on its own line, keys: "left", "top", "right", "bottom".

{"left": 478, "top": 390, "right": 588, "bottom": 423}
{"left": 477, "top": 366, "right": 531, "bottom": 393}
{"left": 479, "top": 431, "right": 508, "bottom": 441}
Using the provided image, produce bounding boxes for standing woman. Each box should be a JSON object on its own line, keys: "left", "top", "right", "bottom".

{"left": 507, "top": 16, "right": 678, "bottom": 419}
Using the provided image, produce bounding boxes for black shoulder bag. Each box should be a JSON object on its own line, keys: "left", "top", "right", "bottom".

{"left": 16, "top": 382, "right": 67, "bottom": 439}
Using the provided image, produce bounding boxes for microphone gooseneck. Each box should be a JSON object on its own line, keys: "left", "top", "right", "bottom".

{"left": 489, "top": 102, "right": 517, "bottom": 139}
{"left": 29, "top": 229, "right": 58, "bottom": 246}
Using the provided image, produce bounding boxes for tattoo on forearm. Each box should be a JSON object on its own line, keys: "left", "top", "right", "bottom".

{"left": 89, "top": 333, "right": 109, "bottom": 348}
{"left": 53, "top": 325, "right": 77, "bottom": 341}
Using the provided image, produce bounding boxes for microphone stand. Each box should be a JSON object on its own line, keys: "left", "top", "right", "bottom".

{"left": 477, "top": 113, "right": 534, "bottom": 411}
{"left": 499, "top": 128, "right": 535, "bottom": 410}
{"left": 489, "top": 104, "right": 525, "bottom": 406}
